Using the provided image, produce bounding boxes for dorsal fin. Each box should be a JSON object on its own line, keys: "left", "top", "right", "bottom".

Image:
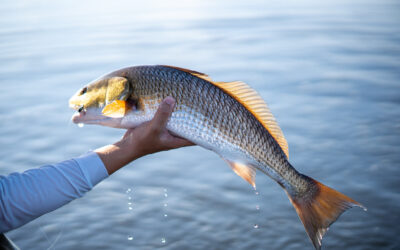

{"left": 161, "top": 65, "right": 289, "bottom": 158}
{"left": 213, "top": 81, "right": 289, "bottom": 158}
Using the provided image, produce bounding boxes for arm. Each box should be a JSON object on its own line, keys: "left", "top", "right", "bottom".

{"left": 0, "top": 152, "right": 107, "bottom": 233}
{"left": 0, "top": 97, "right": 192, "bottom": 233}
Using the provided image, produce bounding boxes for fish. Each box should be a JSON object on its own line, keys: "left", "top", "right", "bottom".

{"left": 69, "top": 65, "right": 365, "bottom": 249}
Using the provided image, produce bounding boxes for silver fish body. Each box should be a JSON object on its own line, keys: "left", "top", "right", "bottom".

{"left": 122, "top": 66, "right": 294, "bottom": 187}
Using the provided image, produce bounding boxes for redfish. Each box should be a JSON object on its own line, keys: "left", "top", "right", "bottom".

{"left": 69, "top": 65, "right": 365, "bottom": 249}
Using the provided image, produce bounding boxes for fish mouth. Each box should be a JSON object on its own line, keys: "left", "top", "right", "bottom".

{"left": 71, "top": 111, "right": 110, "bottom": 124}
{"left": 70, "top": 107, "right": 122, "bottom": 126}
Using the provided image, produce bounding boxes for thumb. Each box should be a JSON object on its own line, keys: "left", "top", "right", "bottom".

{"left": 150, "top": 96, "right": 175, "bottom": 132}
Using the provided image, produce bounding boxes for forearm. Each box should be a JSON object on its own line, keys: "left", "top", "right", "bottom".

{"left": 94, "top": 138, "right": 142, "bottom": 175}
{"left": 0, "top": 152, "right": 108, "bottom": 233}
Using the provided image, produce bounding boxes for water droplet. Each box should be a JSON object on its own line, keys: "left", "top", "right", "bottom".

{"left": 164, "top": 193, "right": 168, "bottom": 198}
{"left": 164, "top": 214, "right": 168, "bottom": 217}
{"left": 161, "top": 238, "right": 166, "bottom": 244}
{"left": 163, "top": 188, "right": 167, "bottom": 193}
{"left": 128, "top": 202, "right": 132, "bottom": 206}
{"left": 255, "top": 191, "right": 259, "bottom": 195}
{"left": 128, "top": 196, "right": 132, "bottom": 200}
{"left": 128, "top": 207, "right": 133, "bottom": 210}
{"left": 126, "top": 188, "right": 132, "bottom": 194}
{"left": 164, "top": 203, "right": 168, "bottom": 207}
{"left": 256, "top": 205, "right": 260, "bottom": 210}
{"left": 78, "top": 123, "right": 84, "bottom": 128}
{"left": 254, "top": 224, "right": 259, "bottom": 229}
{"left": 127, "top": 235, "right": 133, "bottom": 241}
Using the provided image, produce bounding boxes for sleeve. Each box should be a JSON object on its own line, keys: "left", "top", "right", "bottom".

{"left": 0, "top": 152, "right": 109, "bottom": 233}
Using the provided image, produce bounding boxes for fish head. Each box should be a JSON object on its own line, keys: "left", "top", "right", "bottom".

{"left": 69, "top": 76, "right": 132, "bottom": 127}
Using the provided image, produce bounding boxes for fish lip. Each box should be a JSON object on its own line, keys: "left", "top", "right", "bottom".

{"left": 69, "top": 103, "right": 78, "bottom": 110}
{"left": 71, "top": 109, "right": 111, "bottom": 124}
{"left": 69, "top": 102, "right": 86, "bottom": 113}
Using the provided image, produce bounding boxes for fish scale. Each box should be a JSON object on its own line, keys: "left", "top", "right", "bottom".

{"left": 130, "top": 66, "right": 300, "bottom": 187}
{"left": 69, "top": 65, "right": 365, "bottom": 250}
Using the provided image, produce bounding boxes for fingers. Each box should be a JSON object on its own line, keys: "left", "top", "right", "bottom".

{"left": 150, "top": 97, "right": 175, "bottom": 133}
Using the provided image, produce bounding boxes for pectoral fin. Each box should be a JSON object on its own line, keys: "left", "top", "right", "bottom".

{"left": 225, "top": 160, "right": 256, "bottom": 188}
{"left": 102, "top": 100, "right": 130, "bottom": 118}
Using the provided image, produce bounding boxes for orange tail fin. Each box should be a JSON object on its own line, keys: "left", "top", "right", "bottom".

{"left": 287, "top": 177, "right": 366, "bottom": 250}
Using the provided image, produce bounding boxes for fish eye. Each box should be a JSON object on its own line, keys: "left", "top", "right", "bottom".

{"left": 80, "top": 87, "right": 88, "bottom": 95}
{"left": 78, "top": 106, "right": 84, "bottom": 113}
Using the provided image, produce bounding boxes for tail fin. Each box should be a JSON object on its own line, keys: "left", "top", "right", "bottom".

{"left": 287, "top": 177, "right": 366, "bottom": 250}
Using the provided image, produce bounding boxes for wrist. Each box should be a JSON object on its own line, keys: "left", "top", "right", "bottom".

{"left": 114, "top": 137, "right": 141, "bottom": 162}
{"left": 95, "top": 138, "right": 139, "bottom": 175}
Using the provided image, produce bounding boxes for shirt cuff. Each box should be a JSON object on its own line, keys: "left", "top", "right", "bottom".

{"left": 74, "top": 151, "right": 109, "bottom": 188}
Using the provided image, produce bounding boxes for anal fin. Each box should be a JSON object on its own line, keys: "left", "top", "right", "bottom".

{"left": 225, "top": 160, "right": 256, "bottom": 188}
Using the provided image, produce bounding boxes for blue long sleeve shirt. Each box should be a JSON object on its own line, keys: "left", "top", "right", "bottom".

{"left": 0, "top": 152, "right": 109, "bottom": 233}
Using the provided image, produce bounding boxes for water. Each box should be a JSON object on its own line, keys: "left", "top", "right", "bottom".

{"left": 1, "top": 0, "right": 399, "bottom": 249}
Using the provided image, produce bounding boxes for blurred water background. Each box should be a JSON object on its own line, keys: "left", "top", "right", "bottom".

{"left": 1, "top": 0, "right": 399, "bottom": 249}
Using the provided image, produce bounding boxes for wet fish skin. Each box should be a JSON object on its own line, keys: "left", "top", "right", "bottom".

{"left": 69, "top": 65, "right": 364, "bottom": 250}
{"left": 121, "top": 66, "right": 303, "bottom": 191}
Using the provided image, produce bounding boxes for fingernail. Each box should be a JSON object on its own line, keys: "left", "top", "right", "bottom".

{"left": 164, "top": 96, "right": 175, "bottom": 107}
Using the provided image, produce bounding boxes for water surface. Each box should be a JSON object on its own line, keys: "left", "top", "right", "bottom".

{"left": 1, "top": 0, "right": 399, "bottom": 249}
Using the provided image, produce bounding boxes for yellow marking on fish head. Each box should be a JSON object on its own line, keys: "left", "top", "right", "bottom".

{"left": 69, "top": 76, "right": 131, "bottom": 112}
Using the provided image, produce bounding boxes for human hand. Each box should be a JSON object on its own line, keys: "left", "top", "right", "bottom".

{"left": 121, "top": 96, "right": 194, "bottom": 159}
{"left": 95, "top": 97, "right": 194, "bottom": 175}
